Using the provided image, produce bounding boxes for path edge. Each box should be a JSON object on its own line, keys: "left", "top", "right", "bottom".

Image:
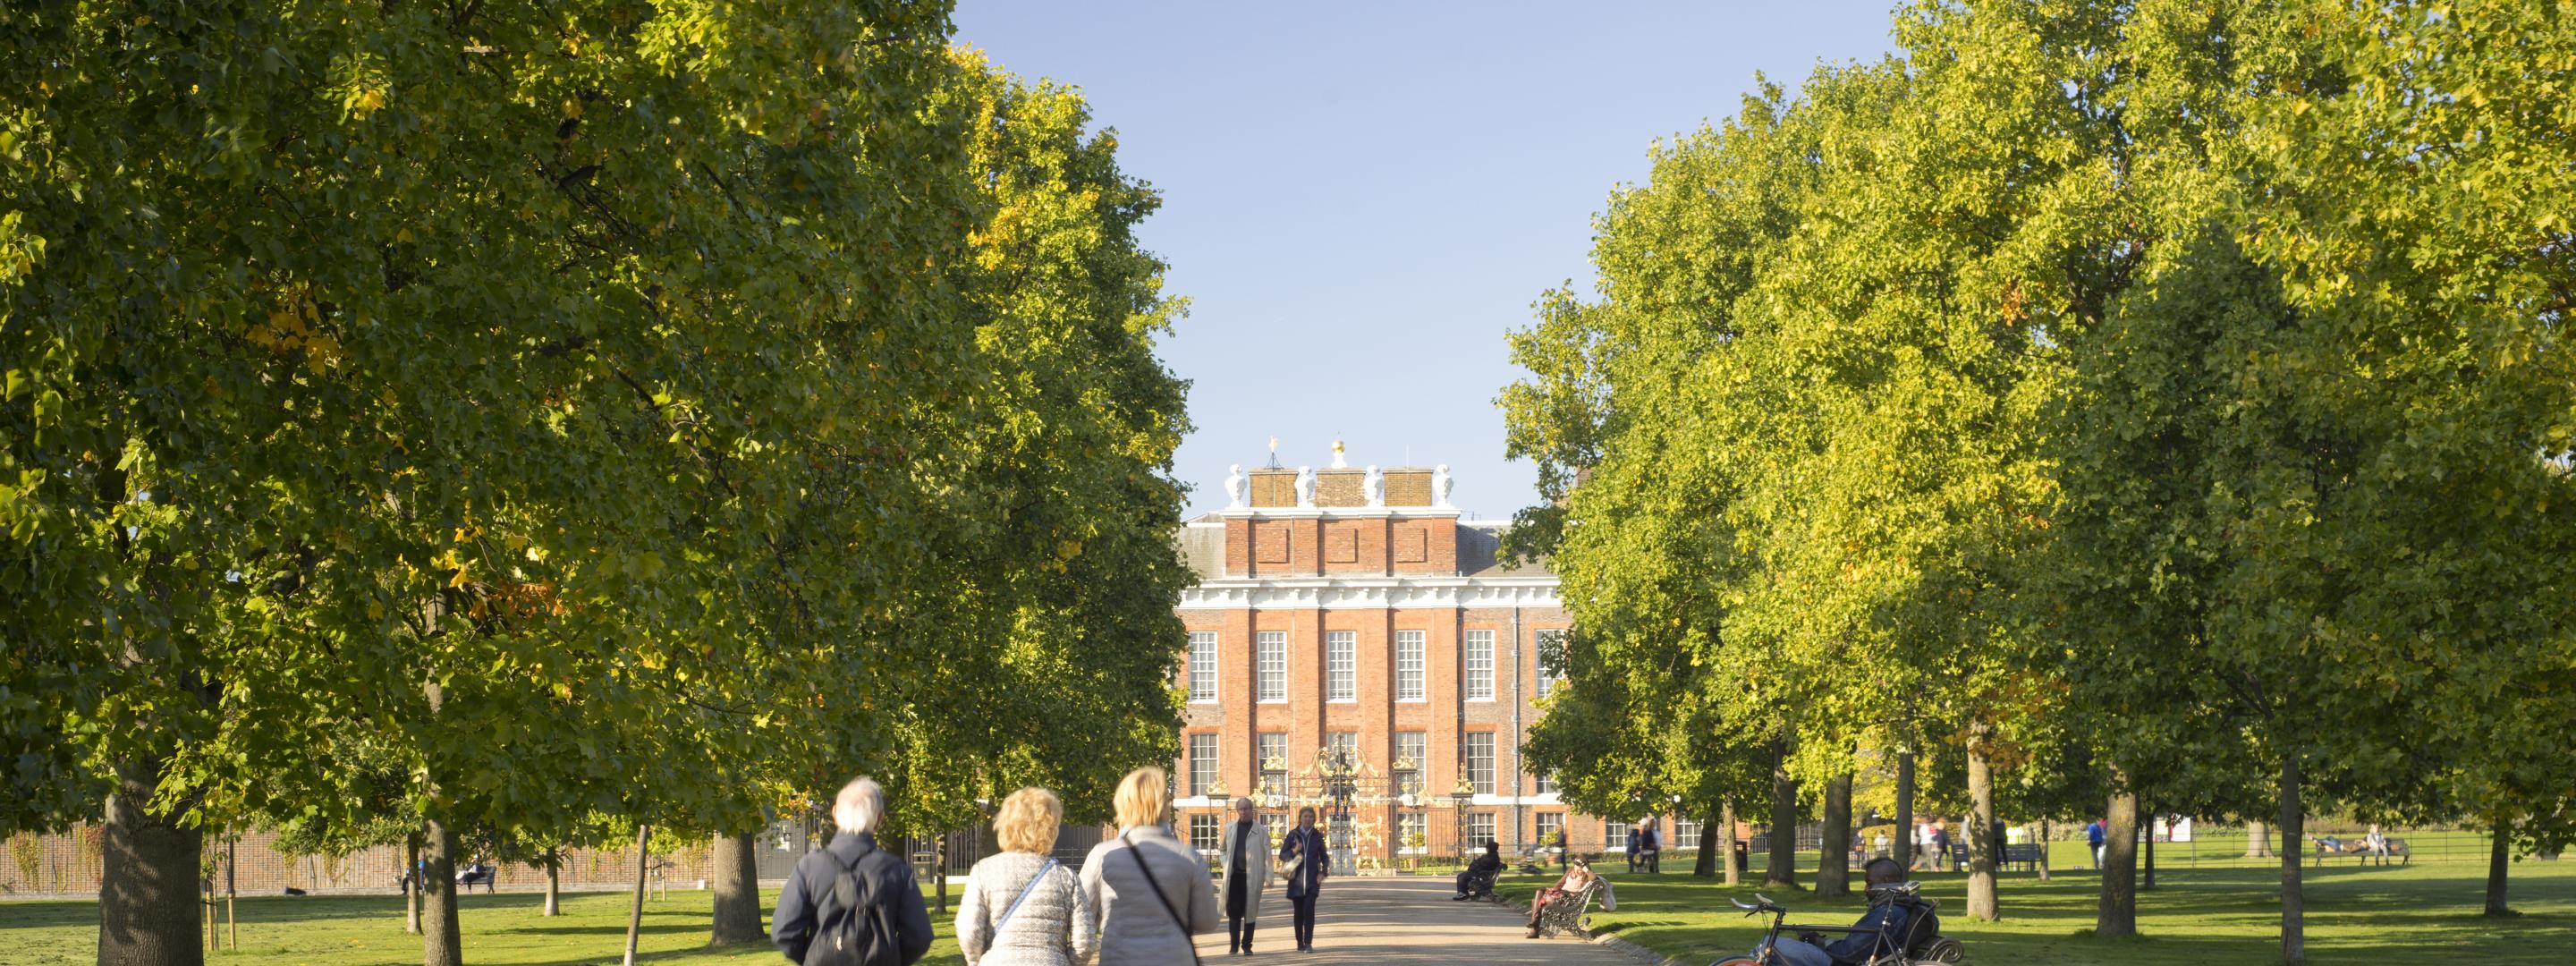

{"left": 1596, "top": 934, "right": 1689, "bottom": 966}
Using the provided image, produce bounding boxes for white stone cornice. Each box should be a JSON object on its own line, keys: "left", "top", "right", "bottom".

{"left": 1177, "top": 576, "right": 1560, "bottom": 611}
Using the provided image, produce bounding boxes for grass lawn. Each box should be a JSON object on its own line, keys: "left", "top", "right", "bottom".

{"left": 1492, "top": 857, "right": 2576, "bottom": 965}
{"left": 0, "top": 885, "right": 968, "bottom": 966}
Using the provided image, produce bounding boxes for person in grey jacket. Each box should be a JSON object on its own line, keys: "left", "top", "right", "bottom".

{"left": 1080, "top": 767, "right": 1217, "bottom": 964}
{"left": 1217, "top": 796, "right": 1269, "bottom": 954}
{"left": 956, "top": 787, "right": 1093, "bottom": 966}
{"left": 773, "top": 776, "right": 933, "bottom": 965}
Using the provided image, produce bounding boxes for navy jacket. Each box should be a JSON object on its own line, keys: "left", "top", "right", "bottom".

{"left": 1818, "top": 898, "right": 1913, "bottom": 965}
{"left": 772, "top": 832, "right": 934, "bottom": 965}
{"left": 1276, "top": 826, "right": 1327, "bottom": 899}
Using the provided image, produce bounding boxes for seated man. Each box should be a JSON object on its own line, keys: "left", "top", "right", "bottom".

{"left": 1746, "top": 859, "right": 1912, "bottom": 966}
{"left": 1453, "top": 840, "right": 1502, "bottom": 900}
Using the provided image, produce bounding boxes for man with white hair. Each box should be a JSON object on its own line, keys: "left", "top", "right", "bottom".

{"left": 773, "top": 776, "right": 933, "bottom": 965}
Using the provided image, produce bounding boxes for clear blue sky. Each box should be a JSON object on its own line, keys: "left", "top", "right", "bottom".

{"left": 951, "top": 1, "right": 1902, "bottom": 520}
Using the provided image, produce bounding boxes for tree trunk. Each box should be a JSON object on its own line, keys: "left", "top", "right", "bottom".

{"left": 711, "top": 832, "right": 764, "bottom": 945}
{"left": 423, "top": 819, "right": 463, "bottom": 966}
{"left": 1816, "top": 774, "right": 1853, "bottom": 898}
{"left": 2246, "top": 820, "right": 2271, "bottom": 859}
{"left": 1765, "top": 758, "right": 1801, "bottom": 889}
{"left": 623, "top": 825, "right": 652, "bottom": 966}
{"left": 1894, "top": 750, "right": 1915, "bottom": 872}
{"left": 2277, "top": 757, "right": 2304, "bottom": 962}
{"left": 2096, "top": 789, "right": 2139, "bottom": 937}
{"left": 2036, "top": 819, "right": 2051, "bottom": 881}
{"left": 404, "top": 834, "right": 422, "bottom": 935}
{"left": 543, "top": 849, "right": 562, "bottom": 918}
{"left": 1722, "top": 799, "right": 1741, "bottom": 886}
{"left": 97, "top": 758, "right": 204, "bottom": 966}
{"left": 2142, "top": 806, "right": 2157, "bottom": 891}
{"left": 1694, "top": 801, "right": 1720, "bottom": 877}
{"left": 2484, "top": 818, "right": 2513, "bottom": 917}
{"left": 1964, "top": 732, "right": 1998, "bottom": 921}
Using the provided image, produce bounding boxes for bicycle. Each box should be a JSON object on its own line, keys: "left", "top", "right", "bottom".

{"left": 1707, "top": 883, "right": 1963, "bottom": 966}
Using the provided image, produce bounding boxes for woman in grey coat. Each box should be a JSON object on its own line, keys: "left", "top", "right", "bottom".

{"left": 1080, "top": 767, "right": 1218, "bottom": 964}
{"left": 956, "top": 787, "right": 1094, "bottom": 966}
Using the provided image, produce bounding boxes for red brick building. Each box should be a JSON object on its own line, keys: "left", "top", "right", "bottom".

{"left": 1170, "top": 454, "right": 1661, "bottom": 869}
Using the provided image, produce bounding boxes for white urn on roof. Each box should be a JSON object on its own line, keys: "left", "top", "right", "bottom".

{"left": 1294, "top": 466, "right": 1317, "bottom": 508}
{"left": 1433, "top": 464, "right": 1454, "bottom": 509}
{"left": 1224, "top": 464, "right": 1247, "bottom": 510}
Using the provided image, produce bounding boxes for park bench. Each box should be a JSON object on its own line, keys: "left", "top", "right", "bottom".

{"left": 1459, "top": 863, "right": 1500, "bottom": 902}
{"left": 1534, "top": 878, "right": 1608, "bottom": 939}
{"left": 455, "top": 863, "right": 496, "bottom": 893}
{"left": 2309, "top": 836, "right": 2409, "bottom": 866}
{"left": 1945, "top": 843, "right": 2045, "bottom": 872}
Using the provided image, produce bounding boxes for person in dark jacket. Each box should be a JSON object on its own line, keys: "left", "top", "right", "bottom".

{"left": 1453, "top": 840, "right": 1502, "bottom": 900}
{"left": 1276, "top": 807, "right": 1329, "bottom": 953}
{"left": 1742, "top": 859, "right": 1912, "bottom": 966}
{"left": 773, "top": 776, "right": 934, "bottom": 965}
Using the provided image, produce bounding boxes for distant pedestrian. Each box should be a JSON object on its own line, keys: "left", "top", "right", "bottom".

{"left": 1911, "top": 819, "right": 1935, "bottom": 871}
{"left": 956, "top": 787, "right": 1092, "bottom": 966}
{"left": 1277, "top": 806, "right": 1329, "bottom": 953}
{"left": 2364, "top": 825, "right": 2391, "bottom": 866}
{"left": 1080, "top": 767, "right": 1217, "bottom": 965}
{"left": 1623, "top": 826, "right": 1640, "bottom": 873}
{"left": 1929, "top": 821, "right": 1951, "bottom": 872}
{"left": 2087, "top": 818, "right": 2106, "bottom": 870}
{"left": 1871, "top": 830, "right": 1890, "bottom": 860}
{"left": 773, "top": 775, "right": 934, "bottom": 966}
{"left": 1217, "top": 797, "right": 1268, "bottom": 954}
{"left": 1640, "top": 822, "right": 1661, "bottom": 874}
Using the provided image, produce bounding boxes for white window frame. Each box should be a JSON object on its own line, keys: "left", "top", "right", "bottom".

{"left": 1464, "top": 630, "right": 1496, "bottom": 701}
{"left": 1188, "top": 631, "right": 1219, "bottom": 703}
{"left": 1534, "top": 629, "right": 1567, "bottom": 699}
{"left": 1468, "top": 812, "right": 1496, "bottom": 849}
{"left": 1537, "top": 812, "right": 1564, "bottom": 848}
{"left": 1605, "top": 820, "right": 1631, "bottom": 853}
{"left": 1326, "top": 631, "right": 1357, "bottom": 701}
{"left": 1464, "top": 732, "right": 1495, "bottom": 794}
{"left": 1394, "top": 630, "right": 1426, "bottom": 701}
{"left": 1397, "top": 811, "right": 1428, "bottom": 855}
{"left": 1674, "top": 818, "right": 1704, "bottom": 850}
{"left": 1191, "top": 813, "right": 1222, "bottom": 853}
{"left": 1534, "top": 770, "right": 1556, "bottom": 796}
{"left": 1257, "top": 631, "right": 1287, "bottom": 702}
{"left": 1189, "top": 733, "right": 1219, "bottom": 797}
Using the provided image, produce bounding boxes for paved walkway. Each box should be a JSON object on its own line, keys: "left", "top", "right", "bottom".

{"left": 1195, "top": 875, "right": 1639, "bottom": 964}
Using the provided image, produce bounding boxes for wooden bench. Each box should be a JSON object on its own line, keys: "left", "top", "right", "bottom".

{"left": 1945, "top": 843, "right": 2045, "bottom": 872}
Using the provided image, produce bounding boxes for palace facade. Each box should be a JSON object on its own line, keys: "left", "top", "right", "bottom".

{"left": 1169, "top": 453, "right": 1695, "bottom": 869}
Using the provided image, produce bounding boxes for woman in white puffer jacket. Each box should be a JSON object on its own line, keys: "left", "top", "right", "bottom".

{"left": 956, "top": 787, "right": 1095, "bottom": 966}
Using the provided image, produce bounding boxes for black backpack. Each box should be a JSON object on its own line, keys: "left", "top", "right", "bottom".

{"left": 807, "top": 842, "right": 904, "bottom": 966}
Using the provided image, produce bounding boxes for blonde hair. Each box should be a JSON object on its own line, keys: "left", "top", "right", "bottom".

{"left": 1114, "top": 767, "right": 1170, "bottom": 829}
{"left": 994, "top": 787, "right": 1063, "bottom": 854}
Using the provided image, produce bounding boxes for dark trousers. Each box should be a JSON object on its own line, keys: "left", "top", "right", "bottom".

{"left": 1288, "top": 890, "right": 1319, "bottom": 948}
{"left": 1226, "top": 917, "right": 1257, "bottom": 953}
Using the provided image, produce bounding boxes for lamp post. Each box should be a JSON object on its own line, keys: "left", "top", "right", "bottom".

{"left": 1450, "top": 777, "right": 1477, "bottom": 866}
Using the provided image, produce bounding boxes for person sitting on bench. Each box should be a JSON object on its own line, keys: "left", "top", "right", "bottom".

{"left": 1522, "top": 858, "right": 1601, "bottom": 938}
{"left": 1453, "top": 840, "right": 1501, "bottom": 900}
{"left": 1742, "top": 859, "right": 1912, "bottom": 966}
